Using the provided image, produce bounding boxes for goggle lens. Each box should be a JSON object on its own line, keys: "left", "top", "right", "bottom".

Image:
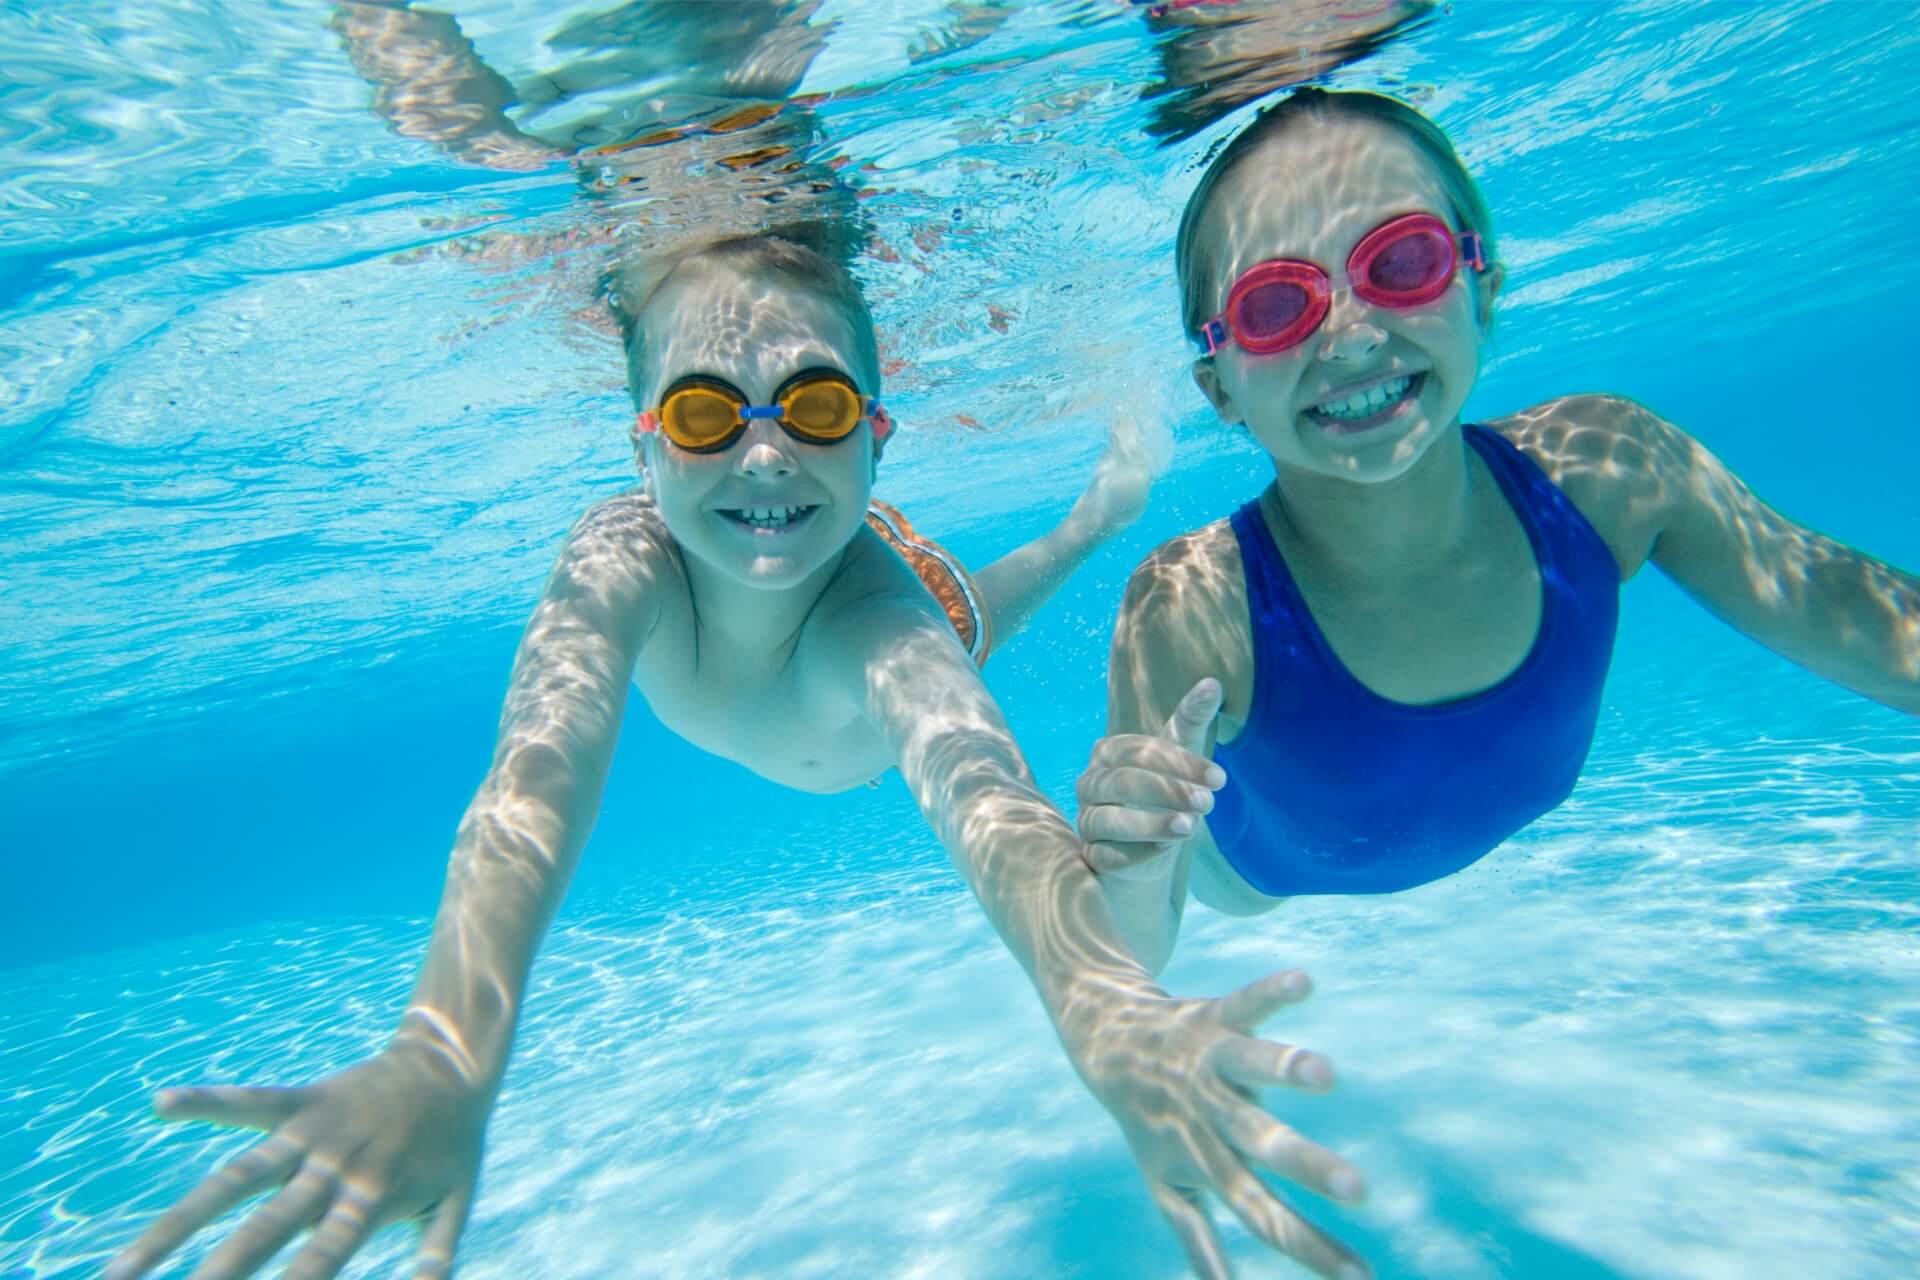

{"left": 1356, "top": 223, "right": 1455, "bottom": 303}
{"left": 663, "top": 384, "right": 745, "bottom": 447}
{"left": 780, "top": 375, "right": 862, "bottom": 440}
{"left": 1235, "top": 280, "right": 1313, "bottom": 342}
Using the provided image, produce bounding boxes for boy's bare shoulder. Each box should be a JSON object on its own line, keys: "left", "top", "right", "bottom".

{"left": 548, "top": 489, "right": 687, "bottom": 625}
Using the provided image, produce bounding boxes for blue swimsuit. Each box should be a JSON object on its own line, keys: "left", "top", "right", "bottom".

{"left": 1206, "top": 424, "right": 1620, "bottom": 896}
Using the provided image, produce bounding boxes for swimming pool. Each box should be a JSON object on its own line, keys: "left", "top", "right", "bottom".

{"left": 3, "top": 1, "right": 1916, "bottom": 1276}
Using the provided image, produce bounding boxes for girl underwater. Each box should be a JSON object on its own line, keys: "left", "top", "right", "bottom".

{"left": 1072, "top": 86, "right": 1919, "bottom": 1270}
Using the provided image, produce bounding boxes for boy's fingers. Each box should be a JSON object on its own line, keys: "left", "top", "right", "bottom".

{"left": 1211, "top": 1038, "right": 1335, "bottom": 1094}
{"left": 282, "top": 1189, "right": 379, "bottom": 1280}
{"left": 1147, "top": 1181, "right": 1233, "bottom": 1280}
{"left": 105, "top": 1139, "right": 302, "bottom": 1279}
{"left": 1197, "top": 1139, "right": 1368, "bottom": 1280}
{"left": 1216, "top": 970, "right": 1312, "bottom": 1032}
{"left": 155, "top": 1084, "right": 306, "bottom": 1131}
{"left": 412, "top": 1182, "right": 473, "bottom": 1279}
{"left": 1214, "top": 1100, "right": 1366, "bottom": 1205}
{"left": 1161, "top": 678, "right": 1224, "bottom": 755}
{"left": 190, "top": 1167, "right": 333, "bottom": 1278}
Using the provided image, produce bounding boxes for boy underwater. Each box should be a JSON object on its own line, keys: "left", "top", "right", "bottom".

{"left": 107, "top": 232, "right": 1371, "bottom": 1280}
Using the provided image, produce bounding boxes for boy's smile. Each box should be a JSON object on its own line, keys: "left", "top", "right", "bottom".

{"left": 635, "top": 260, "right": 880, "bottom": 589}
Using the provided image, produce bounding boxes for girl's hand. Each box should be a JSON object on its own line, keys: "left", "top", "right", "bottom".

{"left": 1077, "top": 677, "right": 1226, "bottom": 879}
{"left": 106, "top": 1039, "right": 491, "bottom": 1280}
{"left": 1065, "top": 968, "right": 1369, "bottom": 1279}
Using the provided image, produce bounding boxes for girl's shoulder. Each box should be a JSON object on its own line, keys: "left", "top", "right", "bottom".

{"left": 1124, "top": 518, "right": 1244, "bottom": 617}
{"left": 1486, "top": 395, "right": 1682, "bottom": 579}
{"left": 1117, "top": 517, "right": 1252, "bottom": 661}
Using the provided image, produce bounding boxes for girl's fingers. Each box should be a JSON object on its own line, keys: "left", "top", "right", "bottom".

{"left": 1087, "top": 765, "right": 1217, "bottom": 816}
{"left": 1161, "top": 678, "right": 1225, "bottom": 754}
{"left": 154, "top": 1085, "right": 307, "bottom": 1132}
{"left": 1194, "top": 1138, "right": 1369, "bottom": 1280}
{"left": 281, "top": 1187, "right": 379, "bottom": 1280}
{"left": 1147, "top": 1181, "right": 1233, "bottom": 1280}
{"left": 1085, "top": 737, "right": 1224, "bottom": 790}
{"left": 1086, "top": 841, "right": 1180, "bottom": 881}
{"left": 105, "top": 1138, "right": 302, "bottom": 1280}
{"left": 188, "top": 1166, "right": 335, "bottom": 1279}
{"left": 1080, "top": 801, "right": 1197, "bottom": 848}
{"left": 1213, "top": 1098, "right": 1367, "bottom": 1205}
{"left": 1210, "top": 1036, "right": 1335, "bottom": 1094}
{"left": 1216, "top": 969, "right": 1313, "bottom": 1033}
{"left": 412, "top": 1181, "right": 474, "bottom": 1279}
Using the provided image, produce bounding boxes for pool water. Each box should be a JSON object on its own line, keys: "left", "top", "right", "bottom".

{"left": 3, "top": 2, "right": 1917, "bottom": 1277}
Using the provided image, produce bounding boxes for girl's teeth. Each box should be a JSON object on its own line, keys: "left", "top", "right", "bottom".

{"left": 1315, "top": 375, "right": 1414, "bottom": 421}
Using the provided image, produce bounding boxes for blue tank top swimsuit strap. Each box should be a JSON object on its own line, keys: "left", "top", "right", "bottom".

{"left": 1206, "top": 423, "right": 1621, "bottom": 896}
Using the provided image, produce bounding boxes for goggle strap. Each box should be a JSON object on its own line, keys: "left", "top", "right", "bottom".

{"left": 635, "top": 410, "right": 659, "bottom": 434}
{"left": 1199, "top": 318, "right": 1227, "bottom": 357}
{"left": 870, "top": 402, "right": 893, "bottom": 442}
{"left": 1460, "top": 232, "right": 1488, "bottom": 273}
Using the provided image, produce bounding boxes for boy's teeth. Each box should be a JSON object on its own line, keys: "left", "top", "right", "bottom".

{"left": 1315, "top": 375, "right": 1414, "bottom": 421}
{"left": 734, "top": 504, "right": 808, "bottom": 528}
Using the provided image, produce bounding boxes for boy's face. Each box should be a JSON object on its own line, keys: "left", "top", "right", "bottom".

{"left": 635, "top": 261, "right": 879, "bottom": 590}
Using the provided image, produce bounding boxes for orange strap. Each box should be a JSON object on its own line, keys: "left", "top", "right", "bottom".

{"left": 865, "top": 500, "right": 992, "bottom": 665}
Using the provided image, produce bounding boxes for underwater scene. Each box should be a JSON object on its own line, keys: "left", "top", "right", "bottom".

{"left": 3, "top": 1, "right": 1917, "bottom": 1277}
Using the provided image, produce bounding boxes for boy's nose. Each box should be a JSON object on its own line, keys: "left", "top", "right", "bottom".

{"left": 736, "top": 425, "right": 797, "bottom": 478}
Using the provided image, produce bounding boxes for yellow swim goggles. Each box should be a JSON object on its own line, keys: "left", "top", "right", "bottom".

{"left": 636, "top": 368, "right": 893, "bottom": 454}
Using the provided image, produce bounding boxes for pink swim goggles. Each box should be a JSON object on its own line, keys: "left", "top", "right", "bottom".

{"left": 1196, "top": 212, "right": 1488, "bottom": 357}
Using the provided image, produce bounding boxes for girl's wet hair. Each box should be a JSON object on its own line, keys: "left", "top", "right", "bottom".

{"left": 1176, "top": 87, "right": 1497, "bottom": 340}
{"left": 605, "top": 225, "right": 882, "bottom": 404}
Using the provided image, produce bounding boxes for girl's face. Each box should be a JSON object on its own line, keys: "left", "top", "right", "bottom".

{"left": 636, "top": 261, "right": 879, "bottom": 590}
{"left": 1191, "top": 113, "right": 1501, "bottom": 484}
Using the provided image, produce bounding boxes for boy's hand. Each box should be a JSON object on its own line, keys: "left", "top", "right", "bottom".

{"left": 1071, "top": 412, "right": 1163, "bottom": 538}
{"left": 106, "top": 1039, "right": 490, "bottom": 1280}
{"left": 1068, "top": 969, "right": 1369, "bottom": 1280}
{"left": 1078, "top": 677, "right": 1226, "bottom": 879}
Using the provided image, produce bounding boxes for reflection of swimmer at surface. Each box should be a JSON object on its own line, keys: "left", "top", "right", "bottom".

{"left": 1074, "top": 87, "right": 1920, "bottom": 1271}
{"left": 328, "top": 0, "right": 860, "bottom": 263}
{"left": 1132, "top": 0, "right": 1441, "bottom": 142}
{"left": 105, "top": 232, "right": 1351, "bottom": 1280}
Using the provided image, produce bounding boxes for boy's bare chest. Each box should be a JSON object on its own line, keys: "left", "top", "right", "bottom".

{"left": 632, "top": 622, "right": 891, "bottom": 794}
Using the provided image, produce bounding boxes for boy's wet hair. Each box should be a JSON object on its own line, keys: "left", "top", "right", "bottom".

{"left": 605, "top": 225, "right": 882, "bottom": 407}
{"left": 1176, "top": 88, "right": 1497, "bottom": 340}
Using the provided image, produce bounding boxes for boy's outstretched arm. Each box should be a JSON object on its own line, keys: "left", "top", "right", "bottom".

{"left": 107, "top": 496, "right": 664, "bottom": 1280}
{"left": 970, "top": 414, "right": 1160, "bottom": 642}
{"left": 830, "top": 599, "right": 1369, "bottom": 1280}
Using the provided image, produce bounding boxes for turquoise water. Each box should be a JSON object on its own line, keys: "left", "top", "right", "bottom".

{"left": 3, "top": 1, "right": 1918, "bottom": 1276}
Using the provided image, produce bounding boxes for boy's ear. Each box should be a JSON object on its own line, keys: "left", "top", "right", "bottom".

{"left": 1191, "top": 358, "right": 1242, "bottom": 425}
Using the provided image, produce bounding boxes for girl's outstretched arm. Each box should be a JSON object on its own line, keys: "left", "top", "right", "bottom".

{"left": 1510, "top": 395, "right": 1919, "bottom": 714}
{"left": 107, "top": 494, "right": 667, "bottom": 1280}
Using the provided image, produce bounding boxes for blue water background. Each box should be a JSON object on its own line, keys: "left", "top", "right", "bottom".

{"left": 3, "top": 1, "right": 1917, "bottom": 1276}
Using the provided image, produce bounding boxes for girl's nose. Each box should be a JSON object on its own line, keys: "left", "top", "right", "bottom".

{"left": 1316, "top": 294, "right": 1387, "bottom": 363}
